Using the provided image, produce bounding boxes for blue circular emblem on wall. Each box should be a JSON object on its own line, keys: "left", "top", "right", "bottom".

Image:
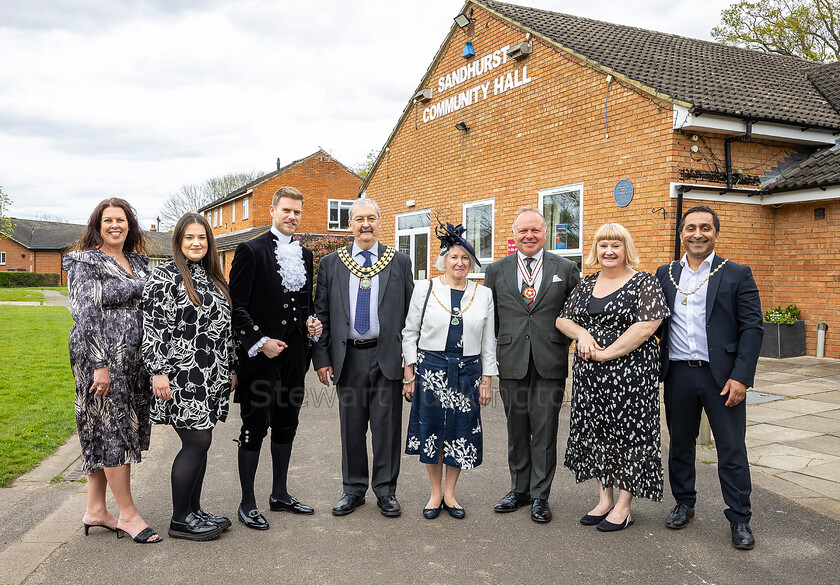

{"left": 614, "top": 179, "right": 634, "bottom": 207}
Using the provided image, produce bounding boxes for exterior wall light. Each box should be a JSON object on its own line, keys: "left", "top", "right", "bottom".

{"left": 455, "top": 121, "right": 470, "bottom": 133}
{"left": 454, "top": 11, "right": 471, "bottom": 29}
{"left": 413, "top": 88, "right": 433, "bottom": 103}
{"left": 509, "top": 41, "right": 532, "bottom": 60}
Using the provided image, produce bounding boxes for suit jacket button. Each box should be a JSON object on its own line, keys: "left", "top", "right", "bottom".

{"left": 240, "top": 330, "right": 246, "bottom": 335}
{"left": 284, "top": 288, "right": 288, "bottom": 293}
{"left": 284, "top": 304, "right": 289, "bottom": 308}
{"left": 282, "top": 320, "right": 287, "bottom": 325}
{"left": 292, "top": 307, "right": 297, "bottom": 311}
{"left": 253, "top": 325, "right": 258, "bottom": 330}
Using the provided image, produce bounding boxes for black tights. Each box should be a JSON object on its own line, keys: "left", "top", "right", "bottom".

{"left": 171, "top": 427, "right": 213, "bottom": 522}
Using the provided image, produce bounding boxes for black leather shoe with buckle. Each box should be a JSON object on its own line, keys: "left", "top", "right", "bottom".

{"left": 269, "top": 495, "right": 314, "bottom": 515}
{"left": 238, "top": 507, "right": 269, "bottom": 530}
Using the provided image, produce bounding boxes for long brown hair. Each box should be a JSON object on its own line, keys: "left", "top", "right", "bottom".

{"left": 172, "top": 213, "right": 231, "bottom": 307}
{"left": 80, "top": 197, "right": 146, "bottom": 253}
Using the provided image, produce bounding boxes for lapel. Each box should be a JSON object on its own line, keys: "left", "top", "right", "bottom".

{"left": 705, "top": 255, "right": 725, "bottom": 322}
{"left": 338, "top": 245, "right": 352, "bottom": 320}
{"left": 375, "top": 242, "right": 392, "bottom": 308}
{"left": 502, "top": 254, "right": 528, "bottom": 309}
{"left": 664, "top": 261, "right": 681, "bottom": 309}
{"left": 530, "top": 252, "right": 554, "bottom": 310}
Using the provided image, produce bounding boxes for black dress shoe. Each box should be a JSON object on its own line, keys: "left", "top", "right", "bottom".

{"left": 269, "top": 495, "right": 314, "bottom": 515}
{"left": 531, "top": 499, "right": 552, "bottom": 523}
{"left": 596, "top": 514, "right": 634, "bottom": 532}
{"left": 580, "top": 509, "right": 611, "bottom": 526}
{"left": 238, "top": 507, "right": 269, "bottom": 530}
{"left": 332, "top": 493, "right": 365, "bottom": 516}
{"left": 494, "top": 491, "right": 529, "bottom": 513}
{"left": 731, "top": 521, "right": 756, "bottom": 550}
{"left": 195, "top": 508, "right": 232, "bottom": 530}
{"left": 168, "top": 513, "right": 224, "bottom": 541}
{"left": 443, "top": 501, "right": 465, "bottom": 519}
{"left": 665, "top": 503, "right": 695, "bottom": 529}
{"left": 377, "top": 495, "right": 402, "bottom": 517}
{"left": 423, "top": 500, "right": 443, "bottom": 519}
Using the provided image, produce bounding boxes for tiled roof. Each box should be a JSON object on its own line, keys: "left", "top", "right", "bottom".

{"left": 762, "top": 144, "right": 840, "bottom": 193}
{"left": 198, "top": 149, "right": 361, "bottom": 212}
{"left": 477, "top": 0, "right": 840, "bottom": 130}
{"left": 213, "top": 225, "right": 271, "bottom": 252}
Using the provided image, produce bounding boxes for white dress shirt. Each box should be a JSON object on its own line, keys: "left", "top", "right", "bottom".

{"left": 668, "top": 251, "right": 716, "bottom": 362}
{"left": 348, "top": 242, "right": 380, "bottom": 340}
{"left": 516, "top": 249, "right": 544, "bottom": 295}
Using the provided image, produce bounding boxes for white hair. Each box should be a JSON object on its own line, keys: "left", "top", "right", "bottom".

{"left": 349, "top": 198, "right": 380, "bottom": 219}
{"left": 435, "top": 244, "right": 474, "bottom": 271}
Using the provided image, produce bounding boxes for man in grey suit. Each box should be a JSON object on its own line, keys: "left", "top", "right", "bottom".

{"left": 312, "top": 198, "right": 414, "bottom": 517}
{"left": 484, "top": 206, "right": 579, "bottom": 523}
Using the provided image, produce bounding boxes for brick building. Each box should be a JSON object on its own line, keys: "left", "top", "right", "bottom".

{"left": 198, "top": 149, "right": 362, "bottom": 277}
{"left": 0, "top": 217, "right": 171, "bottom": 284}
{"left": 361, "top": 0, "right": 840, "bottom": 357}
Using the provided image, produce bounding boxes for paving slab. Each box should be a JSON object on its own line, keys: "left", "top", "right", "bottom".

{"left": 815, "top": 409, "right": 840, "bottom": 421}
{"left": 746, "top": 407, "right": 797, "bottom": 424}
{"left": 771, "top": 414, "right": 840, "bottom": 435}
{"left": 793, "top": 460, "right": 840, "bottom": 483}
{"left": 760, "top": 398, "right": 840, "bottom": 415}
{"left": 756, "top": 383, "right": 832, "bottom": 397}
{"left": 746, "top": 424, "right": 821, "bottom": 443}
{"left": 808, "top": 390, "right": 840, "bottom": 405}
{"left": 751, "top": 470, "right": 825, "bottom": 499}
{"left": 748, "top": 444, "right": 839, "bottom": 472}
{"left": 790, "top": 497, "right": 840, "bottom": 519}
{"left": 783, "top": 433, "right": 840, "bottom": 456}
{"left": 776, "top": 471, "right": 840, "bottom": 499}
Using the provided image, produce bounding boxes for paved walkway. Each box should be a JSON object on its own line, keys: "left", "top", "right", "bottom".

{"left": 0, "top": 290, "right": 68, "bottom": 308}
{"left": 0, "top": 357, "right": 838, "bottom": 585}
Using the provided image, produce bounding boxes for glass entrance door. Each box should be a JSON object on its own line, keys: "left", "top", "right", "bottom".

{"left": 396, "top": 210, "right": 431, "bottom": 281}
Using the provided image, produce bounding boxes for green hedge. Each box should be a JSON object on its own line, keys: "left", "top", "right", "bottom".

{"left": 0, "top": 272, "right": 60, "bottom": 287}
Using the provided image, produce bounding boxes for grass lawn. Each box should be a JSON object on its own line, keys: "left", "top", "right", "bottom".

{"left": 0, "top": 287, "right": 68, "bottom": 302}
{"left": 0, "top": 306, "right": 76, "bottom": 485}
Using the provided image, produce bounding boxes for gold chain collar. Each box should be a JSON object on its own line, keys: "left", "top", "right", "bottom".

{"left": 338, "top": 246, "right": 396, "bottom": 278}
{"left": 668, "top": 258, "right": 728, "bottom": 297}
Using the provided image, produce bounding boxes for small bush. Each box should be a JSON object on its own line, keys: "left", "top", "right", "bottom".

{"left": 0, "top": 272, "right": 60, "bottom": 287}
{"left": 764, "top": 304, "right": 801, "bottom": 325}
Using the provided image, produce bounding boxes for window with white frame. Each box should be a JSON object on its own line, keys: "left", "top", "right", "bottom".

{"left": 213, "top": 208, "right": 218, "bottom": 227}
{"left": 539, "top": 183, "right": 583, "bottom": 269}
{"left": 0, "top": 251, "right": 5, "bottom": 265}
{"left": 462, "top": 199, "right": 494, "bottom": 275}
{"left": 206, "top": 212, "right": 211, "bottom": 224}
{"left": 395, "top": 210, "right": 431, "bottom": 281}
{"left": 242, "top": 197, "right": 249, "bottom": 219}
{"left": 327, "top": 199, "right": 354, "bottom": 231}
{"left": 231, "top": 201, "right": 236, "bottom": 223}
{"left": 219, "top": 206, "right": 223, "bottom": 226}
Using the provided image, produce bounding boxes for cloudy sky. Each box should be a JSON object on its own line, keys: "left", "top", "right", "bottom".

{"left": 0, "top": 0, "right": 735, "bottom": 227}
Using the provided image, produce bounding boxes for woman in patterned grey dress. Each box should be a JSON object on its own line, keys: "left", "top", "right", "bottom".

{"left": 556, "top": 223, "right": 669, "bottom": 532}
{"left": 63, "top": 198, "right": 161, "bottom": 543}
{"left": 142, "top": 213, "right": 237, "bottom": 541}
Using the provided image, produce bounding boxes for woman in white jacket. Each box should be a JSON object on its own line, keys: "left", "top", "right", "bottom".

{"left": 402, "top": 222, "right": 497, "bottom": 520}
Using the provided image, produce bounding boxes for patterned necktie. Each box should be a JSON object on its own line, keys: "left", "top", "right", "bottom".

{"left": 521, "top": 257, "right": 535, "bottom": 306}
{"left": 354, "top": 250, "right": 373, "bottom": 335}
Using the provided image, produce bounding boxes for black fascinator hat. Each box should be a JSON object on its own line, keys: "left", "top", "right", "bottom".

{"left": 435, "top": 222, "right": 481, "bottom": 267}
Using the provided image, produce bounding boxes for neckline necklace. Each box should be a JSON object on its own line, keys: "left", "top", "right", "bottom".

{"left": 668, "top": 259, "right": 728, "bottom": 305}
{"left": 431, "top": 276, "right": 477, "bottom": 325}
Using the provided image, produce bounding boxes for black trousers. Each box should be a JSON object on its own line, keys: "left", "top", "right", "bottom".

{"left": 664, "top": 361, "right": 751, "bottom": 523}
{"left": 498, "top": 354, "right": 565, "bottom": 500}
{"left": 336, "top": 345, "right": 402, "bottom": 498}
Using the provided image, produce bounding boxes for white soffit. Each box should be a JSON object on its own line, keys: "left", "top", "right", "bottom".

{"left": 673, "top": 105, "right": 837, "bottom": 146}
{"left": 669, "top": 182, "right": 840, "bottom": 205}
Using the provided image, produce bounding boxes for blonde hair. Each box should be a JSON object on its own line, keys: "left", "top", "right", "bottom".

{"left": 584, "top": 223, "right": 639, "bottom": 267}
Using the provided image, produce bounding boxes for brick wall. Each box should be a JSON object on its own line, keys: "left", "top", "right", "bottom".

{"left": 0, "top": 238, "right": 30, "bottom": 271}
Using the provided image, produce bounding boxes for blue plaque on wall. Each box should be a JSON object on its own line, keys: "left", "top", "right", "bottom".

{"left": 613, "top": 179, "right": 633, "bottom": 207}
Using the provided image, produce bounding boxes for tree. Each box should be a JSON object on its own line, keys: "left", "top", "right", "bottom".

{"left": 351, "top": 149, "right": 381, "bottom": 179}
{"left": 159, "top": 170, "right": 266, "bottom": 229}
{"left": 712, "top": 0, "right": 840, "bottom": 62}
{"left": 0, "top": 186, "right": 13, "bottom": 238}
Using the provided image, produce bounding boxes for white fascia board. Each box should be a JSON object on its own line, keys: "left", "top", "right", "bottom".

{"left": 669, "top": 182, "right": 840, "bottom": 205}
{"left": 673, "top": 105, "right": 837, "bottom": 146}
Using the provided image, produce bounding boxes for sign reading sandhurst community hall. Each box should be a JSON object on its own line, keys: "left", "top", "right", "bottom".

{"left": 423, "top": 44, "right": 532, "bottom": 123}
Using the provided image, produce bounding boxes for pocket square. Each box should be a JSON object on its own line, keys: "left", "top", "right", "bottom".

{"left": 552, "top": 275, "right": 563, "bottom": 282}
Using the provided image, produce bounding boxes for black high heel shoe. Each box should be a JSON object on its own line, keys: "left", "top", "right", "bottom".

{"left": 442, "top": 501, "right": 465, "bottom": 519}
{"left": 116, "top": 525, "right": 163, "bottom": 543}
{"left": 423, "top": 500, "right": 443, "bottom": 520}
{"left": 83, "top": 523, "right": 117, "bottom": 535}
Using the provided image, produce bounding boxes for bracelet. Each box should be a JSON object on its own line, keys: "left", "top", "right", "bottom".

{"left": 402, "top": 376, "right": 415, "bottom": 384}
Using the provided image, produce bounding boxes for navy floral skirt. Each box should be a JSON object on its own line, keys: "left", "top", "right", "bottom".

{"left": 405, "top": 350, "right": 483, "bottom": 469}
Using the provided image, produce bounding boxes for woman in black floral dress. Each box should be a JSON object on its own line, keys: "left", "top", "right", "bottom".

{"left": 556, "top": 223, "right": 669, "bottom": 532}
{"left": 142, "top": 213, "right": 237, "bottom": 541}
{"left": 63, "top": 198, "right": 161, "bottom": 543}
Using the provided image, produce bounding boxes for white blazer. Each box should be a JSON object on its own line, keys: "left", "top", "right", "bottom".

{"left": 402, "top": 278, "right": 498, "bottom": 376}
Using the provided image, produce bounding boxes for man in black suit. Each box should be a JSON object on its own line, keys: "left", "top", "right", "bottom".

{"left": 229, "top": 186, "right": 321, "bottom": 530}
{"left": 656, "top": 204, "right": 763, "bottom": 550}
{"left": 312, "top": 198, "right": 414, "bottom": 517}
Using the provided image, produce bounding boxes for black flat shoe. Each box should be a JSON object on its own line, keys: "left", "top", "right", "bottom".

{"left": 423, "top": 500, "right": 443, "bottom": 519}
{"left": 83, "top": 522, "right": 117, "bottom": 535}
{"left": 195, "top": 508, "right": 232, "bottom": 530}
{"left": 168, "top": 513, "right": 223, "bottom": 541}
{"left": 731, "top": 521, "right": 756, "bottom": 550}
{"left": 269, "top": 495, "right": 314, "bottom": 515}
{"left": 443, "top": 501, "right": 465, "bottom": 519}
{"left": 531, "top": 499, "right": 552, "bottom": 523}
{"left": 377, "top": 495, "right": 402, "bottom": 517}
{"left": 332, "top": 493, "right": 365, "bottom": 516}
{"left": 494, "top": 491, "right": 529, "bottom": 513}
{"left": 596, "top": 514, "right": 634, "bottom": 532}
{"left": 238, "top": 507, "right": 269, "bottom": 530}
{"left": 580, "top": 509, "right": 612, "bottom": 526}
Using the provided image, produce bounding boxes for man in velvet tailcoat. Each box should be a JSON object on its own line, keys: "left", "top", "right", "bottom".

{"left": 229, "top": 186, "right": 321, "bottom": 530}
{"left": 656, "top": 204, "right": 763, "bottom": 550}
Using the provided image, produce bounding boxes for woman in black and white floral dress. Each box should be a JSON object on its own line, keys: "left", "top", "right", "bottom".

{"left": 142, "top": 213, "right": 237, "bottom": 541}
{"left": 556, "top": 223, "right": 669, "bottom": 532}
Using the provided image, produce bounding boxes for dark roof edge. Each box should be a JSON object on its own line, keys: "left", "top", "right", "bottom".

{"left": 689, "top": 107, "right": 840, "bottom": 133}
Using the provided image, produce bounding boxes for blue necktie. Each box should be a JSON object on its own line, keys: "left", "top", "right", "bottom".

{"left": 354, "top": 250, "right": 372, "bottom": 335}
